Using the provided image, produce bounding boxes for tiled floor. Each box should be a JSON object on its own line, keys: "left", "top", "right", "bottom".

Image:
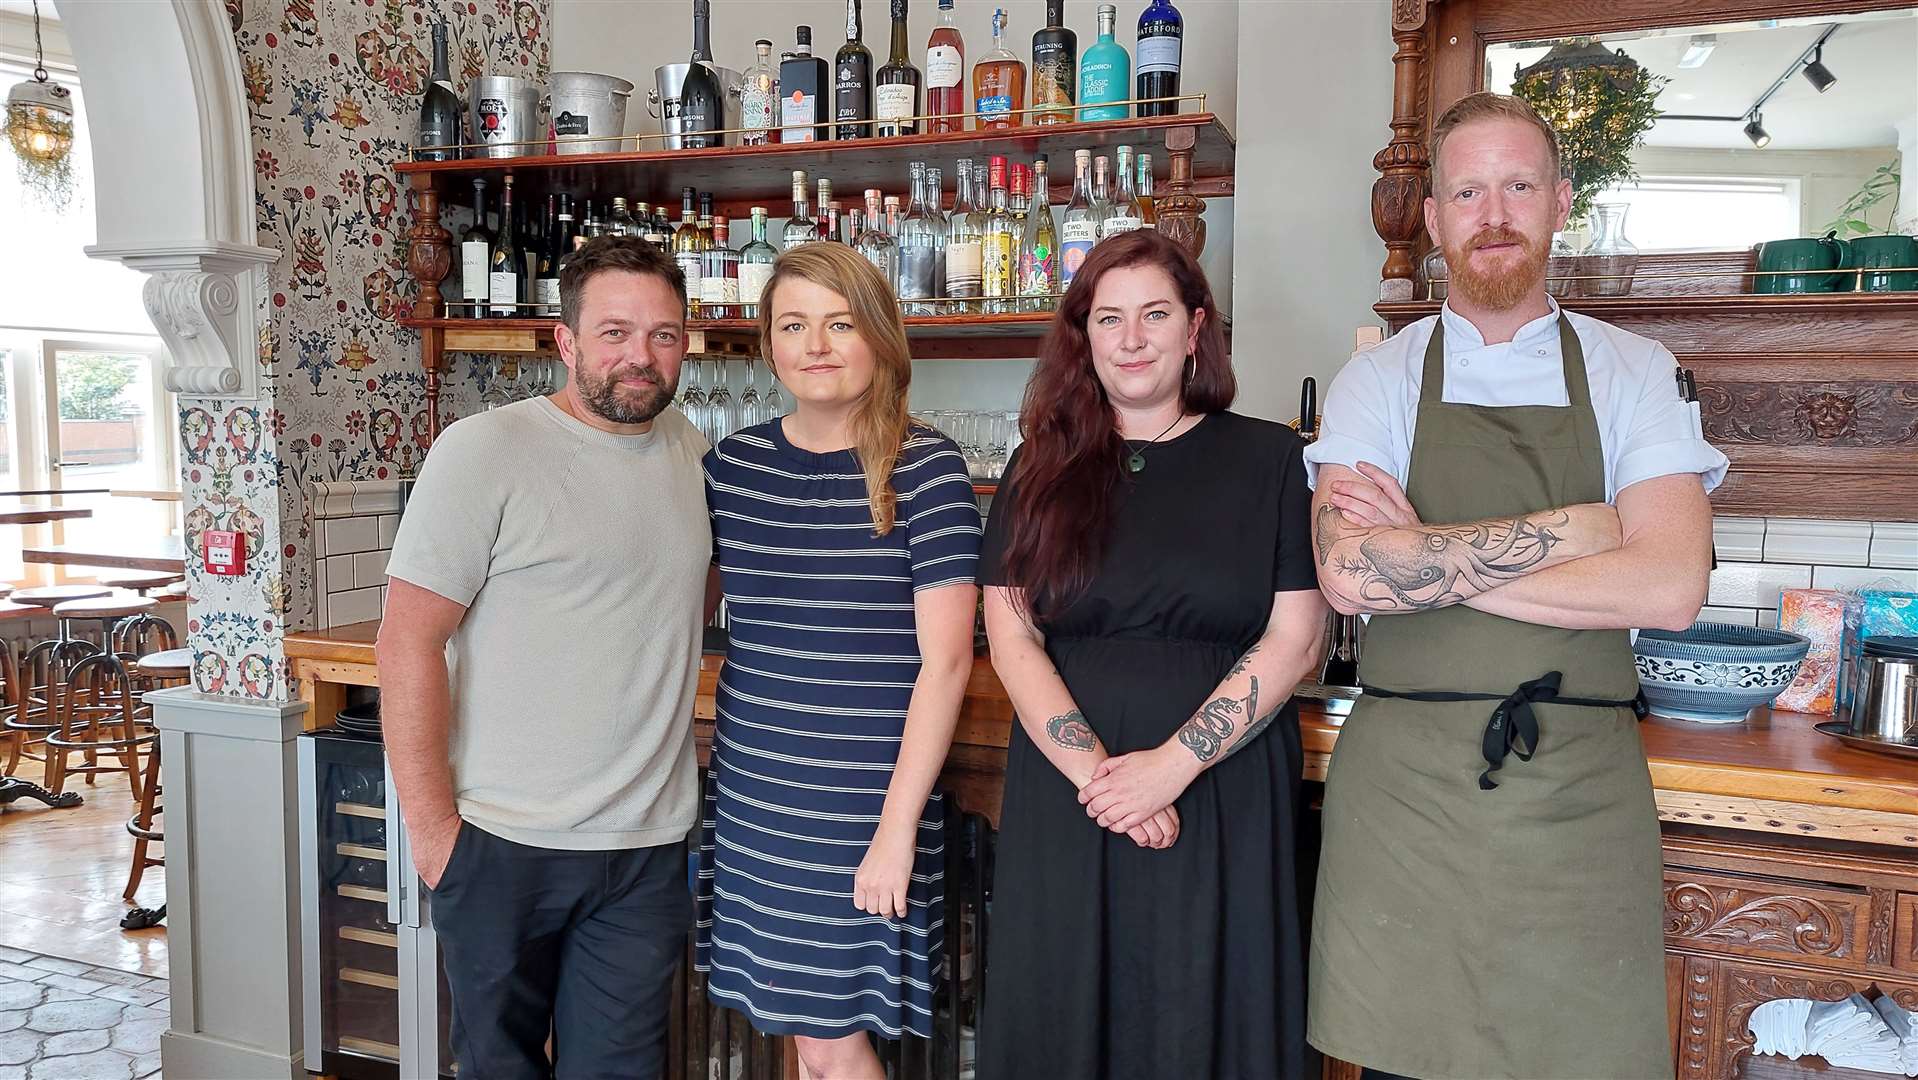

{"left": 0, "top": 947, "right": 167, "bottom": 1079}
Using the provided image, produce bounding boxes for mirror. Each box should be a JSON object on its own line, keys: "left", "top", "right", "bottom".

{"left": 1485, "top": 9, "right": 1916, "bottom": 255}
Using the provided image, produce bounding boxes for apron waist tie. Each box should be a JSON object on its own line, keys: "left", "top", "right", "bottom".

{"left": 1359, "top": 672, "right": 1649, "bottom": 790}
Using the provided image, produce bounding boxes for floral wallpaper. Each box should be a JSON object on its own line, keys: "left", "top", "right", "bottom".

{"left": 183, "top": 0, "right": 549, "bottom": 700}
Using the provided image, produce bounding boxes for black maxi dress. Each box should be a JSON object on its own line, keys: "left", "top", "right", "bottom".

{"left": 977, "top": 412, "right": 1318, "bottom": 1080}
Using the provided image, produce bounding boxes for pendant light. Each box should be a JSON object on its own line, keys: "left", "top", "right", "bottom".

{"left": 4, "top": 0, "right": 76, "bottom": 206}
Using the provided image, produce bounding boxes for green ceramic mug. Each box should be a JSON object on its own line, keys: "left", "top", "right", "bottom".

{"left": 1755, "top": 232, "right": 1852, "bottom": 294}
{"left": 1849, "top": 234, "right": 1918, "bottom": 293}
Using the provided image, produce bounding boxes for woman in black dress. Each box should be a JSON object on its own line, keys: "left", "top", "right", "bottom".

{"left": 978, "top": 229, "right": 1328, "bottom": 1079}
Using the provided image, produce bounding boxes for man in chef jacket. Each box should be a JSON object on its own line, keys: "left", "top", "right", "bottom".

{"left": 1302, "top": 92, "right": 1727, "bottom": 1080}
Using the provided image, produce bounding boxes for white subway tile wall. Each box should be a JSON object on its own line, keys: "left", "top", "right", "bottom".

{"left": 312, "top": 480, "right": 401, "bottom": 629}
{"left": 1701, "top": 516, "right": 1918, "bottom": 629}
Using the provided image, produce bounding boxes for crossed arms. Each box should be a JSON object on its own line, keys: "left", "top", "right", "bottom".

{"left": 1311, "top": 461, "right": 1711, "bottom": 632}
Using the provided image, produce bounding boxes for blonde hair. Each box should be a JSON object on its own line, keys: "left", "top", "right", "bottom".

{"left": 1429, "top": 91, "right": 1562, "bottom": 189}
{"left": 755, "top": 243, "right": 914, "bottom": 535}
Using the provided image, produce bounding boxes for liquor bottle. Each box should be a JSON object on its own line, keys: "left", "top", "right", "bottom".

{"left": 522, "top": 205, "right": 543, "bottom": 304}
{"left": 1135, "top": 0, "right": 1182, "bottom": 117}
{"left": 780, "top": 27, "right": 832, "bottom": 143}
{"left": 1092, "top": 154, "right": 1113, "bottom": 227}
{"left": 701, "top": 216, "right": 736, "bottom": 319}
{"left": 925, "top": 0, "right": 966, "bottom": 134}
{"left": 673, "top": 188, "right": 702, "bottom": 314}
{"left": 1030, "top": 0, "right": 1076, "bottom": 126}
{"left": 854, "top": 188, "right": 900, "bottom": 287}
{"left": 783, "top": 170, "right": 820, "bottom": 247}
{"left": 897, "top": 161, "right": 940, "bottom": 314}
{"left": 537, "top": 194, "right": 562, "bottom": 315}
{"left": 874, "top": 0, "right": 921, "bottom": 137}
{"left": 834, "top": 0, "right": 874, "bottom": 140}
{"left": 884, "top": 196, "right": 902, "bottom": 238}
{"left": 610, "top": 197, "right": 638, "bottom": 237}
{"left": 695, "top": 193, "right": 716, "bottom": 314}
{"left": 459, "top": 179, "right": 493, "bottom": 317}
{"left": 740, "top": 207, "right": 778, "bottom": 316}
{"left": 489, "top": 175, "right": 521, "bottom": 317}
{"left": 553, "top": 193, "right": 577, "bottom": 269}
{"left": 846, "top": 207, "right": 866, "bottom": 247}
{"left": 982, "top": 156, "right": 1015, "bottom": 313}
{"left": 1136, "top": 151, "right": 1157, "bottom": 227}
{"left": 817, "top": 178, "right": 837, "bottom": 240}
{"left": 1010, "top": 163, "right": 1031, "bottom": 227}
{"left": 699, "top": 192, "right": 716, "bottom": 249}
{"left": 1101, "top": 144, "right": 1143, "bottom": 236}
{"left": 416, "top": 21, "right": 462, "bottom": 161}
{"left": 828, "top": 200, "right": 845, "bottom": 244}
{"left": 1059, "top": 149, "right": 1097, "bottom": 288}
{"left": 679, "top": 0, "right": 726, "bottom": 147}
{"left": 1018, "top": 155, "right": 1058, "bottom": 311}
{"left": 944, "top": 157, "right": 984, "bottom": 308}
{"left": 739, "top": 40, "right": 778, "bottom": 145}
{"left": 1078, "top": 4, "right": 1129, "bottom": 121}
{"left": 972, "top": 9, "right": 1025, "bottom": 131}
{"left": 925, "top": 165, "right": 950, "bottom": 307}
{"left": 645, "top": 211, "right": 673, "bottom": 252}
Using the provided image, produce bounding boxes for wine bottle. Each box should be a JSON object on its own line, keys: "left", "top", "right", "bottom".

{"left": 679, "top": 0, "right": 726, "bottom": 148}
{"left": 416, "top": 21, "right": 462, "bottom": 161}
{"left": 489, "top": 175, "right": 521, "bottom": 317}
{"left": 834, "top": 0, "right": 874, "bottom": 139}
{"left": 874, "top": 0, "right": 921, "bottom": 137}
{"left": 1136, "top": 0, "right": 1183, "bottom": 117}
{"left": 459, "top": 179, "right": 493, "bottom": 317}
{"left": 537, "top": 194, "right": 562, "bottom": 315}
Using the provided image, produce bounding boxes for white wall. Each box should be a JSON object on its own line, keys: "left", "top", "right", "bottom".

{"left": 1227, "top": 0, "right": 1393, "bottom": 421}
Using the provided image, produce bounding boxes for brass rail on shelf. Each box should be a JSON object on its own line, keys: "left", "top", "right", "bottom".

{"left": 410, "top": 94, "right": 1210, "bottom": 159}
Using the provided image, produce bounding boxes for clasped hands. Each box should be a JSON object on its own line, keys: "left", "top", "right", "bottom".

{"left": 1076, "top": 743, "right": 1203, "bottom": 851}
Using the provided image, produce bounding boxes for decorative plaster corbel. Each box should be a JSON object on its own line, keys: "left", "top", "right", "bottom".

{"left": 90, "top": 241, "right": 278, "bottom": 400}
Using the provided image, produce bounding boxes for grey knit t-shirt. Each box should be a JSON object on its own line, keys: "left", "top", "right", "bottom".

{"left": 387, "top": 396, "right": 711, "bottom": 851}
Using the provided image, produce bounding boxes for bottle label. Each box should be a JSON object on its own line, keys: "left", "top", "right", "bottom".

{"left": 489, "top": 271, "right": 518, "bottom": 315}
{"left": 700, "top": 273, "right": 729, "bottom": 305}
{"left": 1020, "top": 247, "right": 1055, "bottom": 297}
{"left": 983, "top": 234, "right": 1013, "bottom": 297}
{"left": 1100, "top": 213, "right": 1141, "bottom": 237}
{"left": 1061, "top": 239, "right": 1093, "bottom": 283}
{"left": 1136, "top": 31, "right": 1181, "bottom": 76}
{"left": 742, "top": 78, "right": 774, "bottom": 131}
{"left": 740, "top": 262, "right": 775, "bottom": 306}
{"left": 781, "top": 88, "right": 819, "bottom": 141}
{"left": 976, "top": 94, "right": 1011, "bottom": 121}
{"left": 553, "top": 110, "right": 589, "bottom": 136}
{"left": 535, "top": 278, "right": 561, "bottom": 310}
{"left": 898, "top": 249, "right": 938, "bottom": 300}
{"left": 945, "top": 240, "right": 982, "bottom": 297}
{"left": 875, "top": 84, "right": 915, "bottom": 122}
{"left": 926, "top": 45, "right": 962, "bottom": 88}
{"left": 1062, "top": 220, "right": 1098, "bottom": 243}
{"left": 676, "top": 253, "right": 703, "bottom": 299}
{"left": 461, "top": 242, "right": 490, "bottom": 303}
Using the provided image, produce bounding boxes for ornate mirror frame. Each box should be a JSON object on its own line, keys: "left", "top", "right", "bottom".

{"left": 1369, "top": 0, "right": 1918, "bottom": 522}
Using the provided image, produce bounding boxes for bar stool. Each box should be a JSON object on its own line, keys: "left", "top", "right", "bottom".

{"left": 46, "top": 650, "right": 150, "bottom": 801}
{"left": 46, "top": 595, "right": 158, "bottom": 796}
{"left": 8, "top": 585, "right": 110, "bottom": 785}
{"left": 124, "top": 648, "right": 189, "bottom": 903}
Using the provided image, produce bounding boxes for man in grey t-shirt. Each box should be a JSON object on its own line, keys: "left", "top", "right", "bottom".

{"left": 380, "top": 236, "right": 714, "bottom": 1080}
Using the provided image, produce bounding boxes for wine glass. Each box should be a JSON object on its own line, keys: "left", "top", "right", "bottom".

{"left": 738, "top": 358, "right": 765, "bottom": 429}
{"left": 679, "top": 358, "right": 707, "bottom": 436}
{"left": 765, "top": 365, "right": 786, "bottom": 419}
{"left": 479, "top": 356, "right": 513, "bottom": 411}
{"left": 705, "top": 360, "right": 736, "bottom": 443}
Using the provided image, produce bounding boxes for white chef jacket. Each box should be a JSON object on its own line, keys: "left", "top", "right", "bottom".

{"left": 1302, "top": 299, "right": 1728, "bottom": 501}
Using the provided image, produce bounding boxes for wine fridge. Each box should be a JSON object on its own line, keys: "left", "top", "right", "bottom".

{"left": 297, "top": 728, "right": 454, "bottom": 1079}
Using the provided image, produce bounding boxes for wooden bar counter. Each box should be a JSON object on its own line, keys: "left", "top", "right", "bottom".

{"left": 288, "top": 621, "right": 1918, "bottom": 1080}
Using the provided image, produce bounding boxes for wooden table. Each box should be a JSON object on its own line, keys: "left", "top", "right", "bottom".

{"left": 0, "top": 502, "right": 92, "bottom": 526}
{"left": 23, "top": 536, "right": 186, "bottom": 573}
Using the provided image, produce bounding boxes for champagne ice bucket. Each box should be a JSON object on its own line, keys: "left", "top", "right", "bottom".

{"left": 649, "top": 63, "right": 743, "bottom": 150}
{"left": 549, "top": 71, "right": 633, "bottom": 156}
{"left": 470, "top": 75, "right": 541, "bottom": 158}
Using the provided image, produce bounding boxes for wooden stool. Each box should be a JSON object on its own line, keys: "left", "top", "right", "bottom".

{"left": 98, "top": 571, "right": 185, "bottom": 596}
{"left": 123, "top": 649, "right": 189, "bottom": 900}
{"left": 10, "top": 586, "right": 111, "bottom": 785}
{"left": 46, "top": 652, "right": 151, "bottom": 801}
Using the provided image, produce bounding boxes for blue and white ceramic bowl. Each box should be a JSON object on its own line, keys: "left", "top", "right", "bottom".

{"left": 1633, "top": 622, "right": 1812, "bottom": 724}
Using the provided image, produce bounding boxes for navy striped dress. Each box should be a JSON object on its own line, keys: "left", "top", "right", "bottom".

{"left": 694, "top": 419, "right": 982, "bottom": 1039}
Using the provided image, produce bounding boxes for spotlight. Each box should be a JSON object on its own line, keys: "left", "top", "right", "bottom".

{"left": 1802, "top": 46, "right": 1836, "bottom": 93}
{"left": 1743, "top": 113, "right": 1772, "bottom": 148}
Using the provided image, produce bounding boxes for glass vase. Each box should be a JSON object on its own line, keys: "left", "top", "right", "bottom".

{"left": 1579, "top": 202, "right": 1639, "bottom": 297}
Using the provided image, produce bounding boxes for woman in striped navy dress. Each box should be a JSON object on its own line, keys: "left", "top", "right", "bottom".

{"left": 694, "top": 242, "right": 981, "bottom": 1079}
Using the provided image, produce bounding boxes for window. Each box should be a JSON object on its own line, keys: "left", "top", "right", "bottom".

{"left": 1593, "top": 175, "right": 1801, "bottom": 253}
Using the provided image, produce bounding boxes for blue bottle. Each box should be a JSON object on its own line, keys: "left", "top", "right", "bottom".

{"left": 1135, "top": 0, "right": 1182, "bottom": 117}
{"left": 1078, "top": 3, "right": 1130, "bottom": 121}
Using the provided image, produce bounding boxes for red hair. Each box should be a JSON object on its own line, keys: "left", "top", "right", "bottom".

{"left": 999, "top": 229, "right": 1234, "bottom": 622}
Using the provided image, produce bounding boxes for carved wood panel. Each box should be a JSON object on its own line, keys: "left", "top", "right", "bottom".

{"left": 1717, "top": 964, "right": 1873, "bottom": 1080}
{"left": 1678, "top": 955, "right": 1717, "bottom": 1080}
{"left": 1899, "top": 894, "right": 1918, "bottom": 974}
{"left": 1664, "top": 873, "right": 1868, "bottom": 971}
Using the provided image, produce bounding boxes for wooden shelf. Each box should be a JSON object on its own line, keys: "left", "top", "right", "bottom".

{"left": 1376, "top": 290, "right": 1918, "bottom": 323}
{"left": 334, "top": 802, "right": 382, "bottom": 821}
{"left": 396, "top": 113, "right": 1235, "bottom": 212}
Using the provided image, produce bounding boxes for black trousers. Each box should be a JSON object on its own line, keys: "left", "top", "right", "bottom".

{"left": 428, "top": 824, "right": 691, "bottom": 1080}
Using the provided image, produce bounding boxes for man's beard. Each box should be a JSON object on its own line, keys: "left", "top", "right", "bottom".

{"left": 1445, "top": 225, "right": 1549, "bottom": 311}
{"left": 576, "top": 363, "right": 674, "bottom": 426}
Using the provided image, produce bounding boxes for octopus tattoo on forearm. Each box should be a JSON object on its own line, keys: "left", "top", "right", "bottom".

{"left": 1317, "top": 505, "right": 1569, "bottom": 610}
{"left": 1046, "top": 710, "right": 1097, "bottom": 752}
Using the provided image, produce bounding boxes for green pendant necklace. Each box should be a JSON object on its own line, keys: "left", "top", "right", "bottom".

{"left": 1126, "top": 413, "right": 1188, "bottom": 474}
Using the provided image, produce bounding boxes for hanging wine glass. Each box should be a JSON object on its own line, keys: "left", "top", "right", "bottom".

{"left": 738, "top": 358, "right": 765, "bottom": 429}
{"left": 765, "top": 363, "right": 786, "bottom": 419}
{"left": 679, "top": 357, "right": 707, "bottom": 436}
{"left": 706, "top": 359, "right": 736, "bottom": 443}
{"left": 479, "top": 355, "right": 513, "bottom": 411}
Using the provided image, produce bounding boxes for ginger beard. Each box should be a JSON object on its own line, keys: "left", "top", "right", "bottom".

{"left": 1445, "top": 224, "right": 1550, "bottom": 312}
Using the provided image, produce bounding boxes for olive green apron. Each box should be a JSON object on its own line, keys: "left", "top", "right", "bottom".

{"left": 1307, "top": 317, "right": 1671, "bottom": 1080}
